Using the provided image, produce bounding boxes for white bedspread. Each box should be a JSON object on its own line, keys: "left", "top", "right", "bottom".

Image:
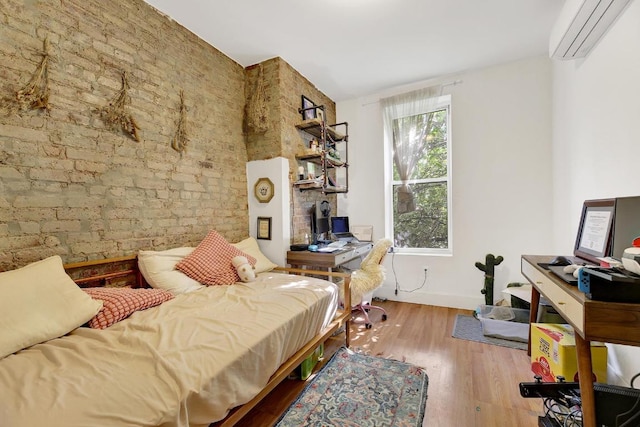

{"left": 0, "top": 272, "right": 338, "bottom": 427}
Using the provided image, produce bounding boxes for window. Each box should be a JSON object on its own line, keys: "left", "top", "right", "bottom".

{"left": 382, "top": 91, "right": 452, "bottom": 254}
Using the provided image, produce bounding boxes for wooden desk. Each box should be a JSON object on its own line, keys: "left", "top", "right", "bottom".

{"left": 287, "top": 242, "right": 373, "bottom": 270}
{"left": 522, "top": 255, "right": 640, "bottom": 427}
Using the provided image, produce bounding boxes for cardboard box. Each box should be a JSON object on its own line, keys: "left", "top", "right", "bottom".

{"left": 531, "top": 323, "right": 607, "bottom": 383}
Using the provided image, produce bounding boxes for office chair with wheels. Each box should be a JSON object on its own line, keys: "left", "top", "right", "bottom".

{"left": 350, "top": 238, "right": 393, "bottom": 329}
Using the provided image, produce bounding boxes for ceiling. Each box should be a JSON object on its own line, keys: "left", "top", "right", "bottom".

{"left": 143, "top": 0, "right": 564, "bottom": 101}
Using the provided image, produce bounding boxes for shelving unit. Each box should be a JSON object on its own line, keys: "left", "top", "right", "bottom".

{"left": 294, "top": 108, "right": 349, "bottom": 194}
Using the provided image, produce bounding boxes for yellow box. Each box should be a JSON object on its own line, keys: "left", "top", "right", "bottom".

{"left": 530, "top": 323, "right": 607, "bottom": 383}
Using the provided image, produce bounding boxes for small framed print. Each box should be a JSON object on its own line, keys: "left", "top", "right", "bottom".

{"left": 254, "top": 177, "right": 274, "bottom": 203}
{"left": 300, "top": 95, "right": 316, "bottom": 120}
{"left": 257, "top": 217, "right": 272, "bottom": 240}
{"left": 316, "top": 107, "right": 324, "bottom": 123}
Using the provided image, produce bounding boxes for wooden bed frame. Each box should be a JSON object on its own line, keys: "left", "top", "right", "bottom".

{"left": 63, "top": 256, "right": 352, "bottom": 427}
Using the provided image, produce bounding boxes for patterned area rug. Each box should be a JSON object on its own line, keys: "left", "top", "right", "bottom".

{"left": 275, "top": 347, "right": 428, "bottom": 427}
{"left": 452, "top": 314, "right": 527, "bottom": 351}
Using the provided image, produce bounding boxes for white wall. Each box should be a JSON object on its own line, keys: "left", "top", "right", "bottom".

{"left": 551, "top": 0, "right": 640, "bottom": 386}
{"left": 337, "top": 56, "right": 554, "bottom": 310}
{"left": 246, "top": 157, "right": 291, "bottom": 266}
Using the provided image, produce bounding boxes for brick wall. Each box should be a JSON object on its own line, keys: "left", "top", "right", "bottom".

{"left": 0, "top": 0, "right": 340, "bottom": 271}
{"left": 280, "top": 60, "right": 338, "bottom": 244}
{"left": 244, "top": 58, "right": 338, "bottom": 244}
{"left": 244, "top": 58, "right": 281, "bottom": 162}
{"left": 0, "top": 0, "right": 249, "bottom": 270}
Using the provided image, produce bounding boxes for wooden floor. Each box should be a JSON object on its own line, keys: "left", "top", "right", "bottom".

{"left": 233, "top": 300, "right": 543, "bottom": 427}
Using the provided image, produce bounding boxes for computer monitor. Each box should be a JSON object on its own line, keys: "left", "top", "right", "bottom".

{"left": 310, "top": 202, "right": 330, "bottom": 242}
{"left": 315, "top": 217, "right": 330, "bottom": 235}
{"left": 331, "top": 216, "right": 349, "bottom": 234}
{"left": 574, "top": 199, "right": 615, "bottom": 263}
{"left": 574, "top": 196, "right": 640, "bottom": 263}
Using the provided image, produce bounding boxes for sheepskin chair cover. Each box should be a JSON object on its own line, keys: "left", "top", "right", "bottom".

{"left": 349, "top": 239, "right": 393, "bottom": 305}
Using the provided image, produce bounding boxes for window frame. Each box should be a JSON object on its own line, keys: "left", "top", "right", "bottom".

{"left": 384, "top": 94, "right": 453, "bottom": 255}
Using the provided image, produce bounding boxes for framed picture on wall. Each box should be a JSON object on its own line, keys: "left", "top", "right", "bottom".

{"left": 257, "top": 217, "right": 272, "bottom": 240}
{"left": 253, "top": 177, "right": 274, "bottom": 203}
{"left": 300, "top": 95, "right": 316, "bottom": 120}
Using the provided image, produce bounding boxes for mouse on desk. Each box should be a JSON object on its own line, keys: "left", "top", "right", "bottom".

{"left": 549, "top": 256, "right": 572, "bottom": 266}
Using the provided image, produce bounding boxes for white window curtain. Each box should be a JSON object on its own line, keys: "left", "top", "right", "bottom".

{"left": 381, "top": 86, "right": 441, "bottom": 214}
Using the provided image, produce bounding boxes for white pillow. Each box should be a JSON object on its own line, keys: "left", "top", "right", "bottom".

{"left": 0, "top": 255, "right": 103, "bottom": 360}
{"left": 138, "top": 247, "right": 204, "bottom": 294}
{"left": 232, "top": 237, "right": 278, "bottom": 273}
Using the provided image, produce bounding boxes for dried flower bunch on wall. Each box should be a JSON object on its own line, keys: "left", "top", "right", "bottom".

{"left": 99, "top": 70, "right": 140, "bottom": 142}
{"left": 17, "top": 37, "right": 51, "bottom": 112}
{"left": 1, "top": 37, "right": 51, "bottom": 115}
{"left": 246, "top": 64, "right": 269, "bottom": 133}
{"left": 171, "top": 89, "right": 189, "bottom": 154}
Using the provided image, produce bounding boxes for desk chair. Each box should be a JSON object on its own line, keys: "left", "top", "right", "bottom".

{"left": 350, "top": 238, "right": 393, "bottom": 329}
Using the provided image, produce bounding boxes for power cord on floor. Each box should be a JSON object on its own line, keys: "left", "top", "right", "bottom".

{"left": 391, "top": 251, "right": 427, "bottom": 295}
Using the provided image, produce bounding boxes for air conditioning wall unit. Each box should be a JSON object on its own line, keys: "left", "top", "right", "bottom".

{"left": 549, "top": 0, "right": 633, "bottom": 60}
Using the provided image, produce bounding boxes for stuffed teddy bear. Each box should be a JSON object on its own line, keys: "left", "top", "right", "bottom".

{"left": 232, "top": 255, "right": 256, "bottom": 282}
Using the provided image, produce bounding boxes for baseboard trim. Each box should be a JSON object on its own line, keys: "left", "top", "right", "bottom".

{"left": 374, "top": 288, "right": 483, "bottom": 311}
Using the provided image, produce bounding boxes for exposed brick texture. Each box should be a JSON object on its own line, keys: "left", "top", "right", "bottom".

{"left": 244, "top": 58, "right": 338, "bottom": 245}
{"left": 0, "top": 0, "right": 251, "bottom": 270}
{"left": 1, "top": 0, "right": 337, "bottom": 271}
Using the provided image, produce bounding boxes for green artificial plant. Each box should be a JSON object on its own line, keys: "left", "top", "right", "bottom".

{"left": 475, "top": 253, "right": 504, "bottom": 305}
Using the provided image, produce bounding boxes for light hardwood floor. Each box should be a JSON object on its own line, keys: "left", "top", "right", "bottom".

{"left": 234, "top": 301, "right": 543, "bottom": 427}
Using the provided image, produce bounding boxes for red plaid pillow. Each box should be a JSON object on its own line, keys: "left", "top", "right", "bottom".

{"left": 175, "top": 230, "right": 257, "bottom": 285}
{"left": 83, "top": 287, "right": 173, "bottom": 329}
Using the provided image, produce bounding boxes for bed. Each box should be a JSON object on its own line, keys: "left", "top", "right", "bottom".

{"left": 0, "top": 238, "right": 351, "bottom": 427}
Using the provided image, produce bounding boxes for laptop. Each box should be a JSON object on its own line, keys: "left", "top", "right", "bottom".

{"left": 548, "top": 265, "right": 579, "bottom": 285}
{"left": 330, "top": 216, "right": 358, "bottom": 242}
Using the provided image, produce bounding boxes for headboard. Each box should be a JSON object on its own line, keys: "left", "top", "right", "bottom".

{"left": 63, "top": 255, "right": 148, "bottom": 288}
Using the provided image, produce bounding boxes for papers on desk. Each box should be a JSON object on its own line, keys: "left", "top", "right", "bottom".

{"left": 318, "top": 241, "right": 348, "bottom": 252}
{"left": 317, "top": 246, "right": 342, "bottom": 253}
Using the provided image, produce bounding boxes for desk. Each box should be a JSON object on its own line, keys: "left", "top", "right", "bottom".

{"left": 522, "top": 255, "right": 640, "bottom": 427}
{"left": 287, "top": 242, "right": 373, "bottom": 270}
